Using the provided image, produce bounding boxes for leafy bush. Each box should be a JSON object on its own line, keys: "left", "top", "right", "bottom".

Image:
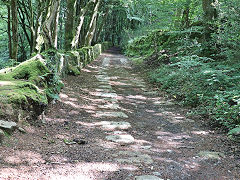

{"left": 127, "top": 31, "right": 240, "bottom": 130}
{"left": 148, "top": 53, "right": 240, "bottom": 130}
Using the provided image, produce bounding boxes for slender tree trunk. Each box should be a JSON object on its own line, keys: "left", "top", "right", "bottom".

{"left": 18, "top": 6, "right": 31, "bottom": 53}
{"left": 182, "top": 0, "right": 191, "bottom": 28}
{"left": 42, "top": 0, "right": 61, "bottom": 50}
{"left": 11, "top": 0, "right": 18, "bottom": 60}
{"left": 52, "top": 3, "right": 60, "bottom": 49}
{"left": 28, "top": 0, "right": 35, "bottom": 53}
{"left": 7, "top": 5, "right": 12, "bottom": 59}
{"left": 94, "top": 8, "right": 109, "bottom": 44}
{"left": 84, "top": 0, "right": 101, "bottom": 46}
{"left": 71, "top": 0, "right": 95, "bottom": 49}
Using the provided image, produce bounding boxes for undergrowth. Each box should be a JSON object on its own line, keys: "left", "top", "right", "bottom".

{"left": 126, "top": 29, "right": 240, "bottom": 133}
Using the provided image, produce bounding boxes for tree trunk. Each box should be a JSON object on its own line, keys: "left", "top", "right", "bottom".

{"left": 65, "top": 0, "right": 77, "bottom": 50}
{"left": 71, "top": 0, "right": 95, "bottom": 49}
{"left": 11, "top": 0, "right": 18, "bottom": 60}
{"left": 202, "top": 0, "right": 218, "bottom": 40}
{"left": 7, "top": 5, "right": 12, "bottom": 59}
{"left": 52, "top": 3, "right": 60, "bottom": 49}
{"left": 34, "top": 0, "right": 46, "bottom": 52}
{"left": 84, "top": 0, "right": 101, "bottom": 46}
{"left": 182, "top": 0, "right": 191, "bottom": 28}
{"left": 94, "top": 8, "right": 109, "bottom": 44}
{"left": 202, "top": 0, "right": 218, "bottom": 21}
{"left": 42, "top": 0, "right": 61, "bottom": 50}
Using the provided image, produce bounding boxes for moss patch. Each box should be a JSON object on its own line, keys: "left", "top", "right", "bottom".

{"left": 0, "top": 81, "right": 48, "bottom": 105}
{"left": 0, "top": 55, "right": 49, "bottom": 87}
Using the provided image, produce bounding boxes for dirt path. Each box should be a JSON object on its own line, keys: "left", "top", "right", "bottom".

{"left": 0, "top": 48, "right": 240, "bottom": 180}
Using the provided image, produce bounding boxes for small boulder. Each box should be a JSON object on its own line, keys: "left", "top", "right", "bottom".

{"left": 0, "top": 120, "right": 17, "bottom": 132}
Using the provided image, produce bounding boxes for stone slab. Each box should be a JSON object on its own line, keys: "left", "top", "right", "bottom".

{"left": 135, "top": 175, "right": 163, "bottom": 180}
{"left": 0, "top": 120, "right": 17, "bottom": 132}
{"left": 198, "top": 151, "right": 225, "bottom": 160}
{"left": 98, "top": 104, "right": 120, "bottom": 110}
{"left": 99, "top": 121, "right": 131, "bottom": 130}
{"left": 115, "top": 151, "right": 153, "bottom": 165}
{"left": 96, "top": 111, "right": 128, "bottom": 118}
{"left": 106, "top": 134, "right": 134, "bottom": 144}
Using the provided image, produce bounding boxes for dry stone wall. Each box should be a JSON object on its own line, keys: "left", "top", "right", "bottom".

{"left": 0, "top": 43, "right": 111, "bottom": 142}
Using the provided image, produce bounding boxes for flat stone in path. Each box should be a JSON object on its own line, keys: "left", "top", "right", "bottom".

{"left": 99, "top": 121, "right": 131, "bottom": 130}
{"left": 98, "top": 85, "right": 112, "bottom": 89}
{"left": 96, "top": 111, "right": 128, "bottom": 118}
{"left": 106, "top": 134, "right": 134, "bottom": 144}
{"left": 135, "top": 175, "right": 164, "bottom": 180}
{"left": 198, "top": 151, "right": 225, "bottom": 160}
{"left": 114, "top": 151, "right": 153, "bottom": 165}
{"left": 98, "top": 103, "right": 120, "bottom": 110}
{"left": 0, "top": 120, "right": 17, "bottom": 132}
{"left": 95, "top": 92, "right": 118, "bottom": 98}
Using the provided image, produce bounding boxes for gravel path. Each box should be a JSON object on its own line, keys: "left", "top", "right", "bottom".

{"left": 0, "top": 48, "right": 240, "bottom": 180}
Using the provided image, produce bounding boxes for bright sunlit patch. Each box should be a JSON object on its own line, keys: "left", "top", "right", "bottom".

{"left": 110, "top": 81, "right": 131, "bottom": 86}
{"left": 0, "top": 81, "right": 14, "bottom": 86}
{"left": 126, "top": 95, "right": 147, "bottom": 100}
{"left": 68, "top": 98, "right": 78, "bottom": 102}
{"left": 59, "top": 93, "right": 68, "bottom": 99}
{"left": 191, "top": 130, "right": 209, "bottom": 135}
{"left": 146, "top": 109, "right": 155, "bottom": 113}
{"left": 82, "top": 69, "right": 92, "bottom": 72}
{"left": 63, "top": 101, "right": 81, "bottom": 108}
{"left": 4, "top": 150, "right": 45, "bottom": 165}
{"left": 45, "top": 117, "right": 67, "bottom": 123}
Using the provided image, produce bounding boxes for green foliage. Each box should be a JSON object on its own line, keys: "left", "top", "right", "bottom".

{"left": 149, "top": 54, "right": 240, "bottom": 130}
{"left": 126, "top": 22, "right": 240, "bottom": 131}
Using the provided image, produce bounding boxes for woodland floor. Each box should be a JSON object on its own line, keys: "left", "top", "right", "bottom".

{"left": 0, "top": 48, "right": 240, "bottom": 180}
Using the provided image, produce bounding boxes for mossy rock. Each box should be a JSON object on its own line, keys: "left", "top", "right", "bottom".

{"left": 0, "top": 81, "right": 47, "bottom": 104}
{"left": 0, "top": 80, "right": 48, "bottom": 121}
{"left": 0, "top": 55, "right": 52, "bottom": 121}
{"left": 0, "top": 55, "right": 49, "bottom": 87}
{"left": 82, "top": 47, "right": 93, "bottom": 63}
{"left": 228, "top": 127, "right": 240, "bottom": 141}
{"left": 93, "top": 44, "right": 102, "bottom": 58}
{"left": 67, "top": 65, "right": 81, "bottom": 76}
{"left": 79, "top": 48, "right": 89, "bottom": 66}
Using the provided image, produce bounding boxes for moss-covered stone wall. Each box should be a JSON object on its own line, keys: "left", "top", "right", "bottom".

{"left": 0, "top": 42, "right": 111, "bottom": 124}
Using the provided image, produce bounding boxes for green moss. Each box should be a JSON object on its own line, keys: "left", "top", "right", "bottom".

{"left": 67, "top": 65, "right": 81, "bottom": 76}
{"left": 0, "top": 80, "right": 48, "bottom": 105}
{"left": 93, "top": 44, "right": 102, "bottom": 58}
{"left": 0, "top": 57, "right": 49, "bottom": 87}
{"left": 78, "top": 48, "right": 89, "bottom": 66}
